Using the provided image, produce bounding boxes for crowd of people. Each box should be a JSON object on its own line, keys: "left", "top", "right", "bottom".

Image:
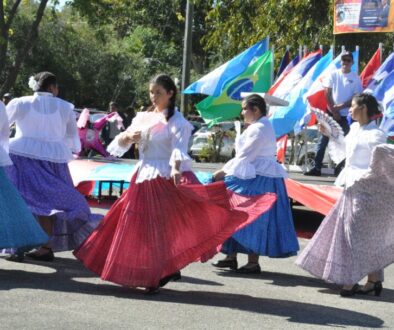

{"left": 0, "top": 70, "right": 393, "bottom": 297}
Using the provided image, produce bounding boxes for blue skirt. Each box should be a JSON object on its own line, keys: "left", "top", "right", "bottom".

{"left": 0, "top": 167, "right": 48, "bottom": 249}
{"left": 222, "top": 175, "right": 299, "bottom": 257}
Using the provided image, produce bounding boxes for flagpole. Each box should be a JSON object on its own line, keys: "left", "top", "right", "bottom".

{"left": 356, "top": 45, "right": 360, "bottom": 74}
{"left": 271, "top": 45, "right": 275, "bottom": 86}
{"left": 379, "top": 42, "right": 383, "bottom": 63}
{"left": 181, "top": 0, "right": 194, "bottom": 116}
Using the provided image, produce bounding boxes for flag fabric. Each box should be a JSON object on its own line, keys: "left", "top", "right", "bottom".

{"left": 270, "top": 50, "right": 334, "bottom": 138}
{"left": 372, "top": 69, "right": 394, "bottom": 137}
{"left": 268, "top": 50, "right": 322, "bottom": 101}
{"left": 196, "top": 51, "right": 273, "bottom": 125}
{"left": 351, "top": 48, "right": 359, "bottom": 74}
{"left": 364, "top": 52, "right": 394, "bottom": 93}
{"left": 360, "top": 48, "right": 381, "bottom": 88}
{"left": 275, "top": 49, "right": 291, "bottom": 80}
{"left": 183, "top": 38, "right": 269, "bottom": 96}
{"left": 306, "top": 51, "right": 340, "bottom": 111}
{"left": 269, "top": 55, "right": 300, "bottom": 96}
{"left": 276, "top": 135, "right": 288, "bottom": 163}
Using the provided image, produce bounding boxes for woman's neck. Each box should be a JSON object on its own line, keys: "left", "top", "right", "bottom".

{"left": 358, "top": 116, "right": 370, "bottom": 126}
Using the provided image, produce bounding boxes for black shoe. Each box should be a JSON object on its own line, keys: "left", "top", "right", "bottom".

{"left": 339, "top": 284, "right": 360, "bottom": 297}
{"left": 159, "top": 271, "right": 182, "bottom": 287}
{"left": 144, "top": 286, "right": 160, "bottom": 295}
{"left": 235, "top": 264, "right": 261, "bottom": 274}
{"left": 26, "top": 248, "right": 54, "bottom": 262}
{"left": 212, "top": 259, "right": 238, "bottom": 270}
{"left": 5, "top": 253, "right": 24, "bottom": 263}
{"left": 358, "top": 281, "right": 383, "bottom": 297}
{"left": 304, "top": 168, "right": 321, "bottom": 176}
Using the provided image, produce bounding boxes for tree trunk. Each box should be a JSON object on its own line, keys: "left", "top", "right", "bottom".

{"left": 0, "top": 0, "right": 22, "bottom": 78}
{"left": 0, "top": 0, "right": 48, "bottom": 95}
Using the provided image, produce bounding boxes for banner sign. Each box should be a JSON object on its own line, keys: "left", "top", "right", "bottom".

{"left": 334, "top": 0, "right": 394, "bottom": 34}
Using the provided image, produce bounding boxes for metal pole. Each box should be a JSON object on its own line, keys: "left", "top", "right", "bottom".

{"left": 181, "top": 0, "right": 194, "bottom": 116}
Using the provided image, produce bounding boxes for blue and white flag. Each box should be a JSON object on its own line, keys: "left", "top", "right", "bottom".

{"left": 270, "top": 50, "right": 333, "bottom": 138}
{"left": 183, "top": 38, "right": 269, "bottom": 96}
{"left": 373, "top": 70, "right": 394, "bottom": 136}
{"left": 365, "top": 52, "right": 394, "bottom": 94}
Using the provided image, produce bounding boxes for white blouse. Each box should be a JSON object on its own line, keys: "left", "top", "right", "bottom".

{"left": 6, "top": 92, "right": 80, "bottom": 163}
{"left": 108, "top": 109, "right": 193, "bottom": 183}
{"left": 223, "top": 116, "right": 288, "bottom": 180}
{"left": 0, "top": 101, "right": 12, "bottom": 166}
{"left": 335, "top": 121, "right": 387, "bottom": 187}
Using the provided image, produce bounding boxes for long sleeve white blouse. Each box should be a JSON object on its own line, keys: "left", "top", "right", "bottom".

{"left": 335, "top": 121, "right": 387, "bottom": 187}
{"left": 108, "top": 109, "right": 193, "bottom": 183}
{"left": 0, "top": 101, "right": 12, "bottom": 166}
{"left": 6, "top": 92, "right": 80, "bottom": 163}
{"left": 223, "top": 116, "right": 288, "bottom": 180}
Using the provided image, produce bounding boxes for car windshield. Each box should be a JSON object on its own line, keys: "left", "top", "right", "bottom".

{"left": 193, "top": 137, "right": 208, "bottom": 144}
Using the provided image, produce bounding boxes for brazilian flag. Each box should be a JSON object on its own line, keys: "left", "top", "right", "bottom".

{"left": 196, "top": 50, "right": 273, "bottom": 125}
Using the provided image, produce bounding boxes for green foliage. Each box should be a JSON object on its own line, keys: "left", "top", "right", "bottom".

{"left": 3, "top": 0, "right": 394, "bottom": 112}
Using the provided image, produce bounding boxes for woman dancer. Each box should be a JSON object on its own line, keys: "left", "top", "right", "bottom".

{"left": 74, "top": 74, "right": 276, "bottom": 293}
{"left": 0, "top": 102, "right": 48, "bottom": 261}
{"left": 212, "top": 94, "right": 299, "bottom": 273}
{"left": 5, "top": 72, "right": 102, "bottom": 261}
{"left": 296, "top": 93, "right": 392, "bottom": 297}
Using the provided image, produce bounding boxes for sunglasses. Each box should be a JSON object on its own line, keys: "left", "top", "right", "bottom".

{"left": 342, "top": 58, "right": 352, "bottom": 63}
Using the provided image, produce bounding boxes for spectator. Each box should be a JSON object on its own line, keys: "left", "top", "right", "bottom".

{"left": 2, "top": 93, "right": 12, "bottom": 105}
{"left": 304, "top": 51, "right": 362, "bottom": 176}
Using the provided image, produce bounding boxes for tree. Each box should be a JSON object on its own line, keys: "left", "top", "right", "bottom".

{"left": 0, "top": 0, "right": 49, "bottom": 96}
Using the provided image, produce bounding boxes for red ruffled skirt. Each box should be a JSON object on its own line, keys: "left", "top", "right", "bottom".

{"left": 74, "top": 172, "right": 276, "bottom": 288}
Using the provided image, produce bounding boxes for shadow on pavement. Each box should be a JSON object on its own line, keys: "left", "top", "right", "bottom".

{"left": 0, "top": 256, "right": 385, "bottom": 328}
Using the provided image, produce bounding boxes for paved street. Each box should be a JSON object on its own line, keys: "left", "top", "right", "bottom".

{"left": 1, "top": 162, "right": 391, "bottom": 329}
{"left": 1, "top": 204, "right": 393, "bottom": 329}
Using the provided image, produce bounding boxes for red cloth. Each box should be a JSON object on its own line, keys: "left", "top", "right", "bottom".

{"left": 360, "top": 48, "right": 381, "bottom": 89}
{"left": 285, "top": 178, "right": 342, "bottom": 215}
{"left": 74, "top": 172, "right": 276, "bottom": 288}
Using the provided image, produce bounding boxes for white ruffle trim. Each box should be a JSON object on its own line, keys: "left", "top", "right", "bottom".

{"left": 107, "top": 133, "right": 132, "bottom": 157}
{"left": 335, "top": 166, "right": 368, "bottom": 188}
{"left": 223, "top": 157, "right": 288, "bottom": 180}
{"left": 134, "top": 159, "right": 192, "bottom": 184}
{"left": 9, "top": 137, "right": 73, "bottom": 163}
{"left": 169, "top": 148, "right": 192, "bottom": 167}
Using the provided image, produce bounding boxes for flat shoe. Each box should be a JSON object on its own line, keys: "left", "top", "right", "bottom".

{"left": 212, "top": 259, "right": 238, "bottom": 270}
{"left": 235, "top": 264, "right": 261, "bottom": 274}
{"left": 159, "top": 271, "right": 181, "bottom": 287}
{"left": 5, "top": 253, "right": 24, "bottom": 263}
{"left": 26, "top": 249, "right": 54, "bottom": 262}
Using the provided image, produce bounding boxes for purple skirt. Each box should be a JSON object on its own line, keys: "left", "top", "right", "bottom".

{"left": 4, "top": 154, "right": 103, "bottom": 252}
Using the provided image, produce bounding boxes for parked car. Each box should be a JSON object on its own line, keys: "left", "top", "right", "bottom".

{"left": 189, "top": 121, "right": 238, "bottom": 162}
{"left": 285, "top": 126, "right": 333, "bottom": 171}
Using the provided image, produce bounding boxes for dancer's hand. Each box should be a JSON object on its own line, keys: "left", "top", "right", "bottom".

{"left": 171, "top": 168, "right": 181, "bottom": 186}
{"left": 119, "top": 131, "right": 141, "bottom": 147}
{"left": 317, "top": 124, "right": 329, "bottom": 137}
{"left": 213, "top": 169, "right": 225, "bottom": 182}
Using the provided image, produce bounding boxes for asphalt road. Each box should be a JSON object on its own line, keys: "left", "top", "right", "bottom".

{"left": 1, "top": 204, "right": 393, "bottom": 329}
{"left": 2, "top": 161, "right": 391, "bottom": 329}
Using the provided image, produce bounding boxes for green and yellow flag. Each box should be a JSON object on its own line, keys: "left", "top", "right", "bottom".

{"left": 196, "top": 50, "right": 273, "bottom": 125}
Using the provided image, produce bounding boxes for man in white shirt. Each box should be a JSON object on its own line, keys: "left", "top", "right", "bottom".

{"left": 304, "top": 51, "right": 362, "bottom": 176}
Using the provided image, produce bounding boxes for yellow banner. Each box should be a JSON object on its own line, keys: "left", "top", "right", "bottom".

{"left": 334, "top": 0, "right": 394, "bottom": 34}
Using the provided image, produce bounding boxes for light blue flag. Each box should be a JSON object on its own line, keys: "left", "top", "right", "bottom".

{"left": 373, "top": 70, "right": 394, "bottom": 136}
{"left": 183, "top": 37, "right": 269, "bottom": 96}
{"left": 365, "top": 52, "right": 394, "bottom": 94}
{"left": 270, "top": 50, "right": 334, "bottom": 138}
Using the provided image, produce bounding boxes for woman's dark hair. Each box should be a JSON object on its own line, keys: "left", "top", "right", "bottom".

{"left": 34, "top": 71, "right": 57, "bottom": 92}
{"left": 148, "top": 74, "right": 177, "bottom": 121}
{"left": 352, "top": 93, "right": 381, "bottom": 118}
{"left": 242, "top": 94, "right": 267, "bottom": 116}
